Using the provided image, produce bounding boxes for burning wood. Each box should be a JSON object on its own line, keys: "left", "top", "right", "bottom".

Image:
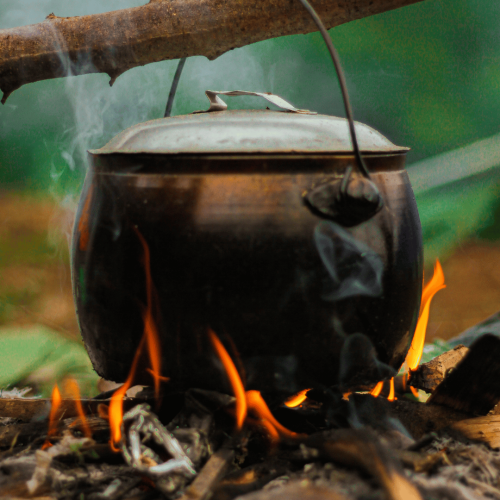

{"left": 370, "top": 259, "right": 446, "bottom": 402}
{"left": 409, "top": 344, "right": 469, "bottom": 393}
{"left": 428, "top": 334, "right": 500, "bottom": 415}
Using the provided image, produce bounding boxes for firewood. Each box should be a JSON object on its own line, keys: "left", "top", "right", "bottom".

{"left": 428, "top": 334, "right": 500, "bottom": 415}
{"left": 0, "top": 0, "right": 426, "bottom": 103}
{"left": 409, "top": 344, "right": 469, "bottom": 393}
{"left": 0, "top": 415, "right": 109, "bottom": 449}
{"left": 211, "top": 459, "right": 292, "bottom": 500}
{"left": 232, "top": 481, "right": 348, "bottom": 500}
{"left": 305, "top": 429, "right": 423, "bottom": 500}
{"left": 447, "top": 415, "right": 500, "bottom": 449}
{"left": 389, "top": 398, "right": 471, "bottom": 439}
{"left": 178, "top": 447, "right": 235, "bottom": 500}
{"left": 0, "top": 397, "right": 140, "bottom": 423}
{"left": 395, "top": 449, "right": 446, "bottom": 473}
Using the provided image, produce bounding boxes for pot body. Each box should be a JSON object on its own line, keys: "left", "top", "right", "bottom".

{"left": 72, "top": 153, "right": 422, "bottom": 393}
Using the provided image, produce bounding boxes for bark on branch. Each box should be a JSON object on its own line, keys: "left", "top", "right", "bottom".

{"left": 0, "top": 0, "right": 425, "bottom": 104}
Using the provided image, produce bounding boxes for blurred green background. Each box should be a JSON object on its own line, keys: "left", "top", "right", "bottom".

{"left": 1, "top": 0, "right": 500, "bottom": 396}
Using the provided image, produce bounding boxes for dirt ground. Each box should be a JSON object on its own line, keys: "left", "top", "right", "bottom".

{"left": 0, "top": 192, "right": 80, "bottom": 341}
{"left": 1, "top": 191, "right": 499, "bottom": 346}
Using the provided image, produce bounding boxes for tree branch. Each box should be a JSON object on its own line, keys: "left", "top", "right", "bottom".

{"left": 0, "top": 0, "right": 425, "bottom": 104}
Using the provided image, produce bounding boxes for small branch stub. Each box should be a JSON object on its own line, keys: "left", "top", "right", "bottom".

{"left": 0, "top": 0, "right": 425, "bottom": 103}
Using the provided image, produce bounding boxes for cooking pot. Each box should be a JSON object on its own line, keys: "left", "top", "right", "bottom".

{"left": 71, "top": 93, "right": 423, "bottom": 394}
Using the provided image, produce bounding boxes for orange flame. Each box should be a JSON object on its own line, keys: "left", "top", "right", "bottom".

{"left": 109, "top": 334, "right": 146, "bottom": 450}
{"left": 406, "top": 259, "right": 446, "bottom": 371}
{"left": 401, "top": 373, "right": 419, "bottom": 398}
{"left": 370, "top": 259, "right": 445, "bottom": 400}
{"left": 64, "top": 378, "right": 92, "bottom": 438}
{"left": 208, "top": 329, "right": 301, "bottom": 442}
{"left": 370, "top": 381, "right": 384, "bottom": 398}
{"left": 208, "top": 328, "right": 247, "bottom": 429}
{"left": 247, "top": 416, "right": 280, "bottom": 443}
{"left": 284, "top": 388, "right": 310, "bottom": 408}
{"left": 246, "top": 390, "right": 298, "bottom": 440}
{"left": 387, "top": 377, "right": 396, "bottom": 402}
{"left": 135, "top": 227, "right": 163, "bottom": 401}
{"left": 107, "top": 229, "right": 170, "bottom": 451}
{"left": 42, "top": 384, "right": 62, "bottom": 449}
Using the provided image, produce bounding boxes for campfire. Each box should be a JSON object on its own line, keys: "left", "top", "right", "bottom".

{"left": 4, "top": 236, "right": 500, "bottom": 500}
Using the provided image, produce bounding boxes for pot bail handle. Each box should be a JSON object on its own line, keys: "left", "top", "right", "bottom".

{"left": 196, "top": 90, "right": 316, "bottom": 114}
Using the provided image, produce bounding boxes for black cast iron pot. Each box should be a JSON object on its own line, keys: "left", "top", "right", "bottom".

{"left": 72, "top": 102, "right": 423, "bottom": 395}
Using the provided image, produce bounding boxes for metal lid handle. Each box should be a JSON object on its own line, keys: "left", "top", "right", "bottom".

{"left": 201, "top": 90, "right": 316, "bottom": 114}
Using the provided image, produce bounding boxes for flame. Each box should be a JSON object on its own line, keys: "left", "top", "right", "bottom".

{"left": 387, "top": 377, "right": 396, "bottom": 402}
{"left": 64, "top": 378, "right": 92, "bottom": 438}
{"left": 342, "top": 391, "right": 352, "bottom": 401}
{"left": 208, "top": 328, "right": 247, "bottom": 429}
{"left": 42, "top": 384, "right": 62, "bottom": 449}
{"left": 109, "top": 334, "right": 146, "bottom": 449}
{"left": 284, "top": 388, "right": 310, "bottom": 408}
{"left": 108, "top": 228, "right": 170, "bottom": 451}
{"left": 135, "top": 227, "right": 163, "bottom": 401}
{"left": 370, "top": 259, "right": 445, "bottom": 400}
{"left": 248, "top": 416, "right": 280, "bottom": 443}
{"left": 401, "top": 373, "right": 419, "bottom": 398}
{"left": 406, "top": 259, "right": 446, "bottom": 371}
{"left": 370, "top": 381, "right": 384, "bottom": 398}
{"left": 209, "top": 329, "right": 301, "bottom": 442}
{"left": 246, "top": 390, "right": 298, "bottom": 440}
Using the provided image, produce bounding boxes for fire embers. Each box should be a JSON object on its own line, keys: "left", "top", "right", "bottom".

{"left": 315, "top": 221, "right": 383, "bottom": 302}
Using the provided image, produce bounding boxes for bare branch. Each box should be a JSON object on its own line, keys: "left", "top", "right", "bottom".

{"left": 0, "top": 0, "right": 425, "bottom": 103}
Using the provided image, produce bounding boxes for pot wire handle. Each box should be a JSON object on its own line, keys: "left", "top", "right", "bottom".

{"left": 296, "top": 0, "right": 370, "bottom": 180}
{"left": 197, "top": 90, "right": 316, "bottom": 114}
{"left": 297, "top": 0, "right": 384, "bottom": 226}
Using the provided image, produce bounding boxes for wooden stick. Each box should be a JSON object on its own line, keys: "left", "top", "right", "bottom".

{"left": 409, "top": 345, "right": 469, "bottom": 393}
{"left": 0, "top": 397, "right": 137, "bottom": 422}
{"left": 428, "top": 334, "right": 500, "bottom": 415}
{"left": 178, "top": 447, "right": 235, "bottom": 500}
{"left": 308, "top": 429, "right": 423, "bottom": 500}
{"left": 448, "top": 415, "right": 500, "bottom": 449}
{"left": 0, "top": 0, "right": 425, "bottom": 103}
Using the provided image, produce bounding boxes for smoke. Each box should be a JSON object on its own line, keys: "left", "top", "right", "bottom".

{"left": 314, "top": 221, "right": 383, "bottom": 301}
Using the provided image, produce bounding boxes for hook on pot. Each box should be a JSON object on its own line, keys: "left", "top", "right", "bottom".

{"left": 297, "top": 0, "right": 384, "bottom": 226}
{"left": 305, "top": 167, "right": 384, "bottom": 227}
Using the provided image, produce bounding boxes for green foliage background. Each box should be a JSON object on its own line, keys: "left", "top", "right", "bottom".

{"left": 2, "top": 0, "right": 500, "bottom": 192}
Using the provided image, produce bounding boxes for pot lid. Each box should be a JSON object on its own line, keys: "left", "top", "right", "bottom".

{"left": 90, "top": 109, "right": 408, "bottom": 156}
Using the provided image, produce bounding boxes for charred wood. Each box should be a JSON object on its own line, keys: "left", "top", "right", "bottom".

{"left": 447, "top": 415, "right": 500, "bottom": 449}
{"left": 409, "top": 344, "right": 469, "bottom": 393}
{"left": 0, "top": 0, "right": 426, "bottom": 103}
{"left": 389, "top": 398, "right": 470, "bottom": 439}
{"left": 428, "top": 334, "right": 500, "bottom": 415}
{"left": 233, "top": 481, "right": 349, "bottom": 500}
{"left": 211, "top": 459, "right": 293, "bottom": 500}
{"left": 304, "top": 428, "right": 422, "bottom": 500}
{"left": 178, "top": 448, "right": 235, "bottom": 500}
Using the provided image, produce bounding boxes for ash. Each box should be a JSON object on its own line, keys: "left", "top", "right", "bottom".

{"left": 1, "top": 389, "right": 499, "bottom": 500}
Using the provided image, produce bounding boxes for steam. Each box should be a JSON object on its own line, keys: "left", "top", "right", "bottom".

{"left": 314, "top": 221, "right": 383, "bottom": 301}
